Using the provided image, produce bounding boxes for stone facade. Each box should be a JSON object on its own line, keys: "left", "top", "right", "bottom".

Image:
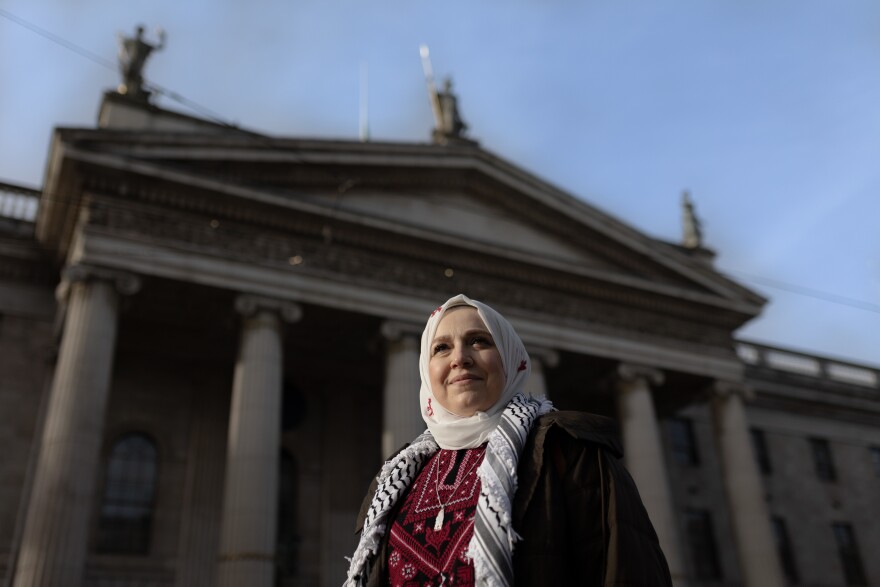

{"left": 0, "top": 96, "right": 877, "bottom": 587}
{"left": 657, "top": 342, "right": 880, "bottom": 587}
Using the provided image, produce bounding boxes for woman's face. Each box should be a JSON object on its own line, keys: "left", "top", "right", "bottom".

{"left": 429, "top": 306, "right": 505, "bottom": 417}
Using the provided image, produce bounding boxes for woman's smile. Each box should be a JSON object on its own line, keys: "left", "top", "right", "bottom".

{"left": 449, "top": 373, "right": 482, "bottom": 384}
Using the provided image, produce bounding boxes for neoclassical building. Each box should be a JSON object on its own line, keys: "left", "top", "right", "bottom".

{"left": 0, "top": 89, "right": 878, "bottom": 587}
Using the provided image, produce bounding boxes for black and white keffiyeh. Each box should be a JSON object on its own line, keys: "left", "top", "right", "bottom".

{"left": 343, "top": 392, "right": 554, "bottom": 586}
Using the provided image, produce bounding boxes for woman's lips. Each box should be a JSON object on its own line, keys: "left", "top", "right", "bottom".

{"left": 449, "top": 373, "right": 481, "bottom": 384}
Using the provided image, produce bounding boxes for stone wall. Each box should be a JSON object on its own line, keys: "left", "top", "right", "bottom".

{"left": 663, "top": 401, "right": 880, "bottom": 587}
{"left": 0, "top": 311, "right": 54, "bottom": 581}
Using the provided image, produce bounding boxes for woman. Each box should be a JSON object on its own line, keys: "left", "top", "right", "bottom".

{"left": 345, "top": 294, "right": 672, "bottom": 586}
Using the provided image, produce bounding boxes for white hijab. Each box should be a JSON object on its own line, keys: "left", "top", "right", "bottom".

{"left": 419, "top": 294, "right": 532, "bottom": 449}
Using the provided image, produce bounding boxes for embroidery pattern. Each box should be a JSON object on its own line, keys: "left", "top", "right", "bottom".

{"left": 387, "top": 448, "right": 485, "bottom": 586}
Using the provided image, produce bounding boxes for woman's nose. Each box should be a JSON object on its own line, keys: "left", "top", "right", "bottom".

{"left": 450, "top": 346, "right": 474, "bottom": 367}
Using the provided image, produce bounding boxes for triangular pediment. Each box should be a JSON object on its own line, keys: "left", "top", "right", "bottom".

{"left": 306, "top": 188, "right": 618, "bottom": 271}
{"left": 41, "top": 122, "right": 765, "bottom": 320}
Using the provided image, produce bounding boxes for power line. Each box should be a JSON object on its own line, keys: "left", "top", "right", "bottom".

{"left": 0, "top": 8, "right": 238, "bottom": 128}
{"left": 144, "top": 83, "right": 239, "bottom": 129}
{"left": 0, "top": 8, "right": 116, "bottom": 71}
{"left": 722, "top": 270, "right": 880, "bottom": 315}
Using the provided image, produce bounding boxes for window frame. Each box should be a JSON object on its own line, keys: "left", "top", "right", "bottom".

{"left": 869, "top": 446, "right": 880, "bottom": 478}
{"left": 668, "top": 417, "right": 700, "bottom": 466}
{"left": 831, "top": 522, "right": 868, "bottom": 586}
{"left": 771, "top": 516, "right": 800, "bottom": 584}
{"left": 809, "top": 437, "right": 836, "bottom": 482}
{"left": 95, "top": 432, "right": 160, "bottom": 555}
{"left": 750, "top": 428, "right": 773, "bottom": 475}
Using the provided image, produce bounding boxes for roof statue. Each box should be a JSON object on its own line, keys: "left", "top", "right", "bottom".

{"left": 117, "top": 25, "right": 166, "bottom": 101}
{"left": 435, "top": 77, "right": 468, "bottom": 140}
{"left": 681, "top": 190, "right": 703, "bottom": 249}
{"left": 419, "top": 45, "right": 472, "bottom": 145}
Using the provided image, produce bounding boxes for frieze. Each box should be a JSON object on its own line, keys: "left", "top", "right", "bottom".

{"left": 84, "top": 196, "right": 738, "bottom": 350}
{"left": 81, "top": 168, "right": 700, "bottom": 294}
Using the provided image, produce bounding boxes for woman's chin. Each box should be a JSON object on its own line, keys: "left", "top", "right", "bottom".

{"left": 445, "top": 395, "right": 493, "bottom": 417}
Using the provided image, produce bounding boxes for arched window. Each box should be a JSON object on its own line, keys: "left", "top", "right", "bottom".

{"left": 96, "top": 433, "right": 158, "bottom": 554}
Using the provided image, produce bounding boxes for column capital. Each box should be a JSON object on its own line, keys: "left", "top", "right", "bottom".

{"left": 234, "top": 295, "right": 302, "bottom": 323}
{"left": 56, "top": 264, "right": 142, "bottom": 302}
{"left": 380, "top": 320, "right": 422, "bottom": 342}
{"left": 528, "top": 346, "right": 560, "bottom": 368}
{"left": 617, "top": 363, "right": 664, "bottom": 386}
{"left": 711, "top": 380, "right": 755, "bottom": 401}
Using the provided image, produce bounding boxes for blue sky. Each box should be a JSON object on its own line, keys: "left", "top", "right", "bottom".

{"left": 1, "top": 1, "right": 878, "bottom": 365}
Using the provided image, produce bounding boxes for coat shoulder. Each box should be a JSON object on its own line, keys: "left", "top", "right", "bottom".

{"left": 531, "top": 410, "right": 623, "bottom": 459}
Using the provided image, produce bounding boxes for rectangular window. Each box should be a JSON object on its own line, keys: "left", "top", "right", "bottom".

{"left": 751, "top": 428, "right": 772, "bottom": 475}
{"left": 832, "top": 523, "right": 867, "bottom": 586}
{"left": 668, "top": 417, "right": 699, "bottom": 466}
{"left": 771, "top": 517, "right": 799, "bottom": 584}
{"left": 869, "top": 446, "right": 880, "bottom": 478}
{"left": 809, "top": 438, "right": 836, "bottom": 481}
{"left": 685, "top": 509, "right": 722, "bottom": 579}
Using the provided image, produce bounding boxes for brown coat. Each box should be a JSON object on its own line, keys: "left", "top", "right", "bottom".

{"left": 355, "top": 411, "right": 673, "bottom": 586}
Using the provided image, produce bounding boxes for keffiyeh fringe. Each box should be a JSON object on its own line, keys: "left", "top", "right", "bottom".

{"left": 343, "top": 393, "right": 554, "bottom": 587}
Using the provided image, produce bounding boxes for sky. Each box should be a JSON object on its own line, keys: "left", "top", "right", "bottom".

{"left": 1, "top": 1, "right": 878, "bottom": 366}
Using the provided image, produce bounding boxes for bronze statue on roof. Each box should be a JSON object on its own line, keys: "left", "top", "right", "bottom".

{"left": 681, "top": 190, "right": 704, "bottom": 249}
{"left": 117, "top": 25, "right": 166, "bottom": 100}
{"left": 419, "top": 45, "right": 474, "bottom": 145}
{"left": 436, "top": 77, "right": 468, "bottom": 139}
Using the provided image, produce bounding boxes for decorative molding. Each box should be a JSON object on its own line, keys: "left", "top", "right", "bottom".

{"left": 617, "top": 362, "right": 665, "bottom": 387}
{"left": 527, "top": 345, "right": 560, "bottom": 369}
{"left": 379, "top": 320, "right": 423, "bottom": 342}
{"left": 711, "top": 380, "right": 755, "bottom": 401}
{"left": 234, "top": 294, "right": 302, "bottom": 323}
{"left": 55, "top": 263, "right": 142, "bottom": 302}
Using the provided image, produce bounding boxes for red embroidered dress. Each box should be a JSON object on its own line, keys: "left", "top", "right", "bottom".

{"left": 387, "top": 446, "right": 486, "bottom": 586}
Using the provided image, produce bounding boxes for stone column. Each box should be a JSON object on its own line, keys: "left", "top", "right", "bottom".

{"left": 380, "top": 321, "right": 423, "bottom": 459}
{"left": 217, "top": 296, "right": 301, "bottom": 587}
{"left": 615, "top": 363, "right": 688, "bottom": 587}
{"left": 174, "top": 373, "right": 230, "bottom": 587}
{"left": 12, "top": 265, "right": 140, "bottom": 587}
{"left": 526, "top": 346, "right": 559, "bottom": 398}
{"left": 711, "top": 381, "right": 784, "bottom": 587}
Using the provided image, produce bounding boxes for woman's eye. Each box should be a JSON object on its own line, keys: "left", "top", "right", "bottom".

{"left": 471, "top": 336, "right": 492, "bottom": 346}
{"left": 432, "top": 343, "right": 449, "bottom": 354}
